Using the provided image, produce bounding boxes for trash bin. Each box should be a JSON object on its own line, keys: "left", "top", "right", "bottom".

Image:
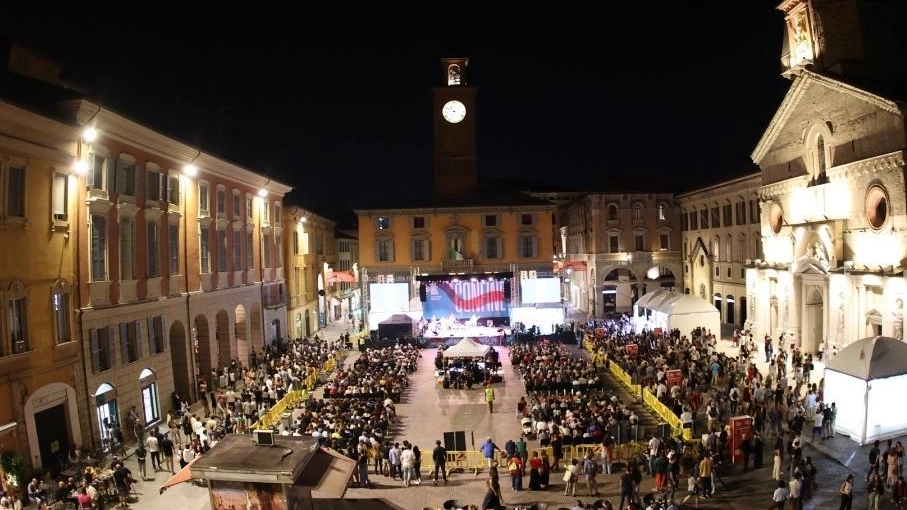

{"left": 281, "top": 412, "right": 292, "bottom": 431}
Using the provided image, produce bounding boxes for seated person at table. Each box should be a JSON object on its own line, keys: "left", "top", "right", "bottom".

{"left": 27, "top": 478, "right": 45, "bottom": 506}
{"left": 54, "top": 481, "right": 71, "bottom": 506}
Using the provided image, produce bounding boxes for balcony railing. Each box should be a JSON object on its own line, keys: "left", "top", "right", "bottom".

{"left": 442, "top": 258, "right": 473, "bottom": 272}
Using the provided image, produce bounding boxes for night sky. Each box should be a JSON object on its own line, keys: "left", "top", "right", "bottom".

{"left": 6, "top": 2, "right": 796, "bottom": 212}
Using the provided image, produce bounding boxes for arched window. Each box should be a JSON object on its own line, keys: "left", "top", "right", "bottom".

{"left": 139, "top": 369, "right": 160, "bottom": 426}
{"left": 632, "top": 203, "right": 644, "bottom": 221}
{"left": 607, "top": 203, "right": 619, "bottom": 221}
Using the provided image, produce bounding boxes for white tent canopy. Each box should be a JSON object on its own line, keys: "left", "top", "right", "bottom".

{"left": 824, "top": 336, "right": 907, "bottom": 444}
{"left": 633, "top": 290, "right": 720, "bottom": 338}
{"left": 442, "top": 337, "right": 491, "bottom": 358}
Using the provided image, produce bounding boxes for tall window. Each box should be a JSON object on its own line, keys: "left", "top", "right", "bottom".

{"left": 91, "top": 214, "right": 108, "bottom": 281}
{"left": 723, "top": 204, "right": 732, "bottom": 226}
{"left": 246, "top": 197, "right": 253, "bottom": 221}
{"left": 726, "top": 234, "right": 733, "bottom": 262}
{"left": 217, "top": 229, "right": 227, "bottom": 272}
{"left": 216, "top": 188, "right": 226, "bottom": 216}
{"left": 120, "top": 217, "right": 134, "bottom": 280}
{"left": 147, "top": 316, "right": 165, "bottom": 354}
{"left": 275, "top": 233, "right": 282, "bottom": 267}
{"left": 198, "top": 182, "right": 210, "bottom": 215}
{"left": 484, "top": 236, "right": 502, "bottom": 259}
{"left": 632, "top": 203, "right": 643, "bottom": 221}
{"left": 146, "top": 168, "right": 163, "bottom": 201}
{"left": 8, "top": 296, "right": 28, "bottom": 354}
{"left": 292, "top": 231, "right": 299, "bottom": 255}
{"left": 199, "top": 226, "right": 210, "bottom": 274}
{"left": 167, "top": 174, "right": 180, "bottom": 206}
{"left": 699, "top": 209, "right": 709, "bottom": 229}
{"left": 168, "top": 225, "right": 179, "bottom": 274}
{"left": 713, "top": 238, "right": 721, "bottom": 262}
{"left": 116, "top": 159, "right": 137, "bottom": 196}
{"left": 412, "top": 238, "right": 429, "bottom": 261}
{"left": 690, "top": 211, "right": 698, "bottom": 230}
{"left": 245, "top": 231, "right": 253, "bottom": 270}
{"left": 659, "top": 233, "right": 669, "bottom": 250}
{"left": 377, "top": 238, "right": 394, "bottom": 262}
{"left": 232, "top": 229, "right": 242, "bottom": 270}
{"left": 634, "top": 233, "right": 645, "bottom": 251}
{"left": 5, "top": 163, "right": 25, "bottom": 219}
{"left": 119, "top": 321, "right": 140, "bottom": 364}
{"left": 711, "top": 207, "right": 720, "bottom": 228}
{"left": 232, "top": 191, "right": 241, "bottom": 219}
{"left": 749, "top": 200, "right": 759, "bottom": 224}
{"left": 657, "top": 204, "right": 666, "bottom": 221}
{"left": 147, "top": 222, "right": 159, "bottom": 278}
{"left": 262, "top": 232, "right": 272, "bottom": 268}
{"left": 518, "top": 235, "right": 537, "bottom": 258}
{"left": 52, "top": 290, "right": 71, "bottom": 345}
{"left": 140, "top": 370, "right": 160, "bottom": 425}
{"left": 607, "top": 204, "right": 619, "bottom": 221}
{"left": 52, "top": 172, "right": 68, "bottom": 221}
{"left": 88, "top": 152, "right": 107, "bottom": 190}
{"left": 736, "top": 201, "right": 746, "bottom": 225}
{"left": 90, "top": 326, "right": 115, "bottom": 372}
{"left": 609, "top": 234, "right": 619, "bottom": 253}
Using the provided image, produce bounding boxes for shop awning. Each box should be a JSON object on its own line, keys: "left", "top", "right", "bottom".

{"left": 294, "top": 447, "right": 356, "bottom": 498}
{"left": 328, "top": 271, "right": 357, "bottom": 284}
{"left": 158, "top": 456, "right": 200, "bottom": 494}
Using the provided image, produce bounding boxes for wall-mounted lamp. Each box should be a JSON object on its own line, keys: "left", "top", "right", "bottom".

{"left": 257, "top": 188, "right": 268, "bottom": 198}
{"left": 73, "top": 159, "right": 89, "bottom": 175}
{"left": 82, "top": 126, "right": 98, "bottom": 142}
{"left": 182, "top": 164, "right": 198, "bottom": 177}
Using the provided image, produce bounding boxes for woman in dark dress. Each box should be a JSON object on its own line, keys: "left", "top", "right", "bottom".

{"left": 528, "top": 451, "right": 543, "bottom": 491}
{"left": 540, "top": 452, "right": 551, "bottom": 489}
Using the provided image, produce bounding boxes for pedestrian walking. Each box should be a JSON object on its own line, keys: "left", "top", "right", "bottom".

{"left": 563, "top": 459, "right": 579, "bottom": 497}
{"left": 134, "top": 445, "right": 147, "bottom": 480}
{"left": 582, "top": 453, "right": 599, "bottom": 497}
{"left": 838, "top": 474, "right": 854, "bottom": 510}
{"left": 768, "top": 479, "right": 788, "bottom": 510}
{"left": 484, "top": 386, "right": 495, "bottom": 413}
{"left": 144, "top": 433, "right": 161, "bottom": 471}
{"left": 868, "top": 473, "right": 884, "bottom": 510}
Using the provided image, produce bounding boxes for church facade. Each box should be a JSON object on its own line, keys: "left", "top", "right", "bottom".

{"left": 746, "top": 0, "right": 907, "bottom": 354}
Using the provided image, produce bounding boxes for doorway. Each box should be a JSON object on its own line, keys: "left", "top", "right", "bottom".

{"left": 804, "top": 286, "right": 824, "bottom": 353}
{"left": 726, "top": 295, "right": 736, "bottom": 326}
{"left": 35, "top": 404, "right": 69, "bottom": 474}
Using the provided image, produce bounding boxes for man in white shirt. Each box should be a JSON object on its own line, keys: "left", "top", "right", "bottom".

{"left": 768, "top": 479, "right": 789, "bottom": 509}
{"left": 648, "top": 435, "right": 662, "bottom": 476}
{"left": 144, "top": 434, "right": 161, "bottom": 471}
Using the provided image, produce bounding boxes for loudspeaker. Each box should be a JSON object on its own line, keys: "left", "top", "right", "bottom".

{"left": 318, "top": 289, "right": 325, "bottom": 296}
{"left": 419, "top": 284, "right": 427, "bottom": 302}
{"left": 503, "top": 279, "right": 511, "bottom": 302}
{"left": 443, "top": 431, "right": 466, "bottom": 451}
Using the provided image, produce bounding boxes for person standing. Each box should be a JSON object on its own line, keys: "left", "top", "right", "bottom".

{"left": 753, "top": 432, "right": 765, "bottom": 469}
{"left": 867, "top": 473, "right": 884, "bottom": 510}
{"left": 482, "top": 438, "right": 502, "bottom": 468}
{"left": 411, "top": 444, "right": 422, "bottom": 485}
{"left": 387, "top": 442, "right": 402, "bottom": 481}
{"left": 563, "top": 458, "right": 579, "bottom": 497}
{"left": 484, "top": 386, "right": 495, "bottom": 413}
{"left": 489, "top": 461, "right": 504, "bottom": 506}
{"left": 507, "top": 453, "right": 524, "bottom": 491}
{"left": 134, "top": 444, "right": 147, "bottom": 481}
{"left": 400, "top": 443, "right": 415, "bottom": 487}
{"left": 789, "top": 472, "right": 804, "bottom": 510}
{"left": 431, "top": 440, "right": 447, "bottom": 485}
{"left": 144, "top": 433, "right": 161, "bottom": 472}
{"left": 740, "top": 434, "right": 752, "bottom": 471}
{"left": 582, "top": 453, "right": 599, "bottom": 497}
{"left": 618, "top": 467, "right": 636, "bottom": 510}
{"left": 838, "top": 474, "right": 854, "bottom": 510}
{"left": 768, "top": 479, "right": 789, "bottom": 510}
{"left": 867, "top": 440, "right": 881, "bottom": 482}
{"left": 160, "top": 434, "right": 175, "bottom": 474}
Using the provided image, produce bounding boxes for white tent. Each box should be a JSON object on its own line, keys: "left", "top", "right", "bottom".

{"left": 442, "top": 337, "right": 491, "bottom": 358}
{"left": 824, "top": 336, "right": 907, "bottom": 444}
{"left": 633, "top": 290, "right": 720, "bottom": 338}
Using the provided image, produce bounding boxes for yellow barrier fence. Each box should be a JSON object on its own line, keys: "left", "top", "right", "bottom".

{"left": 250, "top": 388, "right": 308, "bottom": 430}
{"left": 444, "top": 450, "right": 489, "bottom": 475}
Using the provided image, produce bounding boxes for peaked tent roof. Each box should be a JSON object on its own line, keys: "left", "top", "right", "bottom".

{"left": 636, "top": 290, "right": 718, "bottom": 316}
{"left": 825, "top": 336, "right": 907, "bottom": 380}
{"left": 442, "top": 337, "right": 491, "bottom": 358}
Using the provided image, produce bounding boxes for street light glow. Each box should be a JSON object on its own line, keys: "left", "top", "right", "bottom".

{"left": 73, "top": 159, "right": 88, "bottom": 174}
{"left": 258, "top": 188, "right": 268, "bottom": 197}
{"left": 183, "top": 164, "right": 198, "bottom": 177}
{"left": 82, "top": 126, "right": 98, "bottom": 142}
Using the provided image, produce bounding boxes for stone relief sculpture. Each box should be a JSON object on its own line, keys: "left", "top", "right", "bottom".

{"left": 894, "top": 298, "right": 904, "bottom": 341}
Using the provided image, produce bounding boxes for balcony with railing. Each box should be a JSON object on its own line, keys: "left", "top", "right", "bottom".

{"left": 442, "top": 258, "right": 473, "bottom": 273}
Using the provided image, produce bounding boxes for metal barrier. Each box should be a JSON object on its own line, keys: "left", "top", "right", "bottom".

{"left": 250, "top": 388, "right": 308, "bottom": 430}
{"left": 444, "top": 450, "right": 488, "bottom": 475}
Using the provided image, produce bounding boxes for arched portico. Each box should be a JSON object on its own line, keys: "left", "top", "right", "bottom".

{"left": 25, "top": 383, "right": 81, "bottom": 471}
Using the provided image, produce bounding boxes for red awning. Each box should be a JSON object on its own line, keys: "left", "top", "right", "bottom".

{"left": 158, "top": 456, "right": 200, "bottom": 494}
{"left": 328, "top": 270, "right": 356, "bottom": 283}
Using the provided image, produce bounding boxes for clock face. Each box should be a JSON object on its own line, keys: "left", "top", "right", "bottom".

{"left": 441, "top": 100, "right": 466, "bottom": 124}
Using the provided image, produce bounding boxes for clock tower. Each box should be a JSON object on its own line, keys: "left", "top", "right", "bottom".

{"left": 433, "top": 57, "right": 478, "bottom": 198}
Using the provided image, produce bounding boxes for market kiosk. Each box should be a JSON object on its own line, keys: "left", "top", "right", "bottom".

{"left": 185, "top": 433, "right": 356, "bottom": 510}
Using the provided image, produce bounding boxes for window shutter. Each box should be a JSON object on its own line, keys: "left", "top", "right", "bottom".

{"left": 147, "top": 317, "right": 155, "bottom": 354}
{"left": 115, "top": 160, "right": 125, "bottom": 193}
{"left": 160, "top": 315, "right": 168, "bottom": 351}
{"left": 87, "top": 157, "right": 96, "bottom": 188}
{"left": 52, "top": 174, "right": 67, "bottom": 218}
{"left": 389, "top": 241, "right": 395, "bottom": 262}
{"left": 134, "top": 320, "right": 142, "bottom": 358}
{"left": 90, "top": 329, "right": 100, "bottom": 373}
{"left": 410, "top": 239, "right": 416, "bottom": 262}
{"left": 496, "top": 238, "right": 503, "bottom": 259}
{"left": 426, "top": 240, "right": 431, "bottom": 260}
{"left": 106, "top": 325, "right": 116, "bottom": 369}
{"left": 106, "top": 157, "right": 116, "bottom": 191}
{"left": 532, "top": 236, "right": 538, "bottom": 258}
{"left": 119, "top": 323, "right": 129, "bottom": 365}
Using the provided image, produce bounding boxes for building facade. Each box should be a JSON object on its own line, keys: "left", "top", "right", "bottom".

{"left": 63, "top": 99, "right": 291, "bottom": 457}
{"left": 284, "top": 207, "right": 352, "bottom": 339}
{"left": 0, "top": 47, "right": 84, "bottom": 474}
{"left": 747, "top": 0, "right": 907, "bottom": 353}
{"left": 677, "top": 172, "right": 762, "bottom": 327}
{"left": 563, "top": 193, "right": 683, "bottom": 316}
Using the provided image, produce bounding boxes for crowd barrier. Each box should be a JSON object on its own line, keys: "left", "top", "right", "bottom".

{"left": 584, "top": 334, "right": 692, "bottom": 441}
{"left": 250, "top": 388, "right": 308, "bottom": 430}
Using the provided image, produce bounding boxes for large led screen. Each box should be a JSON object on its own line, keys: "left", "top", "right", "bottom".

{"left": 520, "top": 277, "right": 560, "bottom": 304}
{"left": 423, "top": 280, "right": 509, "bottom": 320}
{"left": 368, "top": 283, "right": 410, "bottom": 312}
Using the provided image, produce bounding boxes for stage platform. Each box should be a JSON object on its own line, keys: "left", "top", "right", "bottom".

{"left": 420, "top": 325, "right": 510, "bottom": 348}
